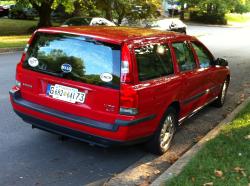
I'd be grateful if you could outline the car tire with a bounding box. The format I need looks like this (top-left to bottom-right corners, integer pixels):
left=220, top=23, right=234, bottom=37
left=145, top=107, right=177, bottom=155
left=213, top=79, right=229, bottom=107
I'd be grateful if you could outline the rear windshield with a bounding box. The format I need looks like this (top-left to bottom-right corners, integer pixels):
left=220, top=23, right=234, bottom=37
left=23, top=32, right=121, bottom=89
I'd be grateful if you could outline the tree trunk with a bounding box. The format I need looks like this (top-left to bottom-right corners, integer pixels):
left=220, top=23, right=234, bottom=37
left=34, top=1, right=53, bottom=28
left=105, top=8, right=112, bottom=20
left=117, top=16, right=123, bottom=25
left=180, top=3, right=185, bottom=20
left=207, top=3, right=213, bottom=14
left=73, top=1, right=82, bottom=16
left=103, top=0, right=113, bottom=20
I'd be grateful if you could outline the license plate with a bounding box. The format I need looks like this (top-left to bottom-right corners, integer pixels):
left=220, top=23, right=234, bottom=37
left=47, top=84, right=86, bottom=104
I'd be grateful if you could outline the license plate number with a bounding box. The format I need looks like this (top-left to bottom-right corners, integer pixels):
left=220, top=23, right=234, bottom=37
left=47, top=84, right=86, bottom=104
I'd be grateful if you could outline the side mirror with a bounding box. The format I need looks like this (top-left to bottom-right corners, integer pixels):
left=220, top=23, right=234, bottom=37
left=214, top=58, right=228, bottom=67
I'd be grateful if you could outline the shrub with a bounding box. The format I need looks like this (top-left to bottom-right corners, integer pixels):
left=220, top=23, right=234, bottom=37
left=190, top=11, right=227, bottom=25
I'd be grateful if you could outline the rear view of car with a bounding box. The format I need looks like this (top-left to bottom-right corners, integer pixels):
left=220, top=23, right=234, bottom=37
left=10, top=27, right=230, bottom=155
left=10, top=28, right=152, bottom=149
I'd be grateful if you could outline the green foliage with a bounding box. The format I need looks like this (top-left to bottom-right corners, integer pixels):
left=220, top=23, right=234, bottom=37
left=0, top=35, right=29, bottom=48
left=14, top=0, right=161, bottom=27
left=166, top=103, right=250, bottom=186
left=233, top=0, right=250, bottom=13
left=226, top=13, right=250, bottom=23
left=0, top=18, right=37, bottom=35
left=53, top=0, right=74, bottom=13
left=181, top=0, right=250, bottom=24
left=0, top=0, right=15, bottom=5
left=190, top=11, right=227, bottom=24
left=72, top=0, right=99, bottom=17
left=110, top=0, right=160, bottom=24
left=89, top=0, right=161, bottom=25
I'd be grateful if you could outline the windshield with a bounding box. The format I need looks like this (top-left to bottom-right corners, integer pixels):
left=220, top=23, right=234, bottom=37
left=23, top=32, right=121, bottom=89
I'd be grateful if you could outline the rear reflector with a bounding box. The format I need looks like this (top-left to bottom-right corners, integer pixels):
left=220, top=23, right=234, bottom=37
left=120, top=107, right=138, bottom=116
left=15, top=80, right=21, bottom=88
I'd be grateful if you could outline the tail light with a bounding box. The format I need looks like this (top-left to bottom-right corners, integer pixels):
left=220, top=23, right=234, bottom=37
left=15, top=32, right=35, bottom=88
left=15, top=47, right=27, bottom=89
left=121, top=44, right=133, bottom=83
left=120, top=44, right=138, bottom=115
left=15, top=62, right=23, bottom=89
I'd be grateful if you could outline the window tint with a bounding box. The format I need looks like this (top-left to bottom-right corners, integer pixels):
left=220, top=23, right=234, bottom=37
left=191, top=42, right=212, bottom=68
left=172, top=42, right=196, bottom=71
left=135, top=44, right=174, bottom=81
left=23, top=32, right=121, bottom=89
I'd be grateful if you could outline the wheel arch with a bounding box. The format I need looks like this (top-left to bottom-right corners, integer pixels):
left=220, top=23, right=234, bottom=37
left=226, top=74, right=230, bottom=83
left=168, top=101, right=180, bottom=118
left=160, top=101, right=181, bottom=126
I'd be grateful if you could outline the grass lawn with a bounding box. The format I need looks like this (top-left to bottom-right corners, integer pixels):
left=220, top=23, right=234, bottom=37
left=226, top=13, right=250, bottom=23
left=0, top=1, right=15, bottom=5
left=0, top=35, right=30, bottom=49
left=166, top=103, right=250, bottom=186
left=0, top=18, right=37, bottom=36
left=0, top=18, right=62, bottom=48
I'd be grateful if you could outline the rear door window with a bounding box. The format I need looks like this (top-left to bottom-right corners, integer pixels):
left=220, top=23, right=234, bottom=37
left=23, top=32, right=121, bottom=89
left=135, top=44, right=174, bottom=81
left=172, top=42, right=197, bottom=72
left=191, top=42, right=213, bottom=68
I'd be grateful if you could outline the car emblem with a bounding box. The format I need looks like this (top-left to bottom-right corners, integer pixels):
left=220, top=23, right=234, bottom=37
left=61, top=64, right=72, bottom=73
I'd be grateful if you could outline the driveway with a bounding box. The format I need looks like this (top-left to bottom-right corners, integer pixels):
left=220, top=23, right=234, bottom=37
left=0, top=25, right=250, bottom=186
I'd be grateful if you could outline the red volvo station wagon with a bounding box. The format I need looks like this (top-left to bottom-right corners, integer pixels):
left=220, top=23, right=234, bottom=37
left=10, top=27, right=230, bottom=154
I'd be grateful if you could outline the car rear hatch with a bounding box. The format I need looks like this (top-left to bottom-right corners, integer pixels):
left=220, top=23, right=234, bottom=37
left=19, top=31, right=121, bottom=123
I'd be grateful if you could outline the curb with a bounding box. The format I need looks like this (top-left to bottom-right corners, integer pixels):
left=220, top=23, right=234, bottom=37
left=0, top=47, right=24, bottom=54
left=185, top=21, right=250, bottom=28
left=86, top=178, right=109, bottom=186
left=151, top=96, right=250, bottom=186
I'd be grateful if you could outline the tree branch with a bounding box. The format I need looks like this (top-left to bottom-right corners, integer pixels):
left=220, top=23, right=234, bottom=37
left=29, top=0, right=40, bottom=11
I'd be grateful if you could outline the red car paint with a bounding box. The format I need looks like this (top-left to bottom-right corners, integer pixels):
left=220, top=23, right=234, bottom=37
left=10, top=26, right=230, bottom=145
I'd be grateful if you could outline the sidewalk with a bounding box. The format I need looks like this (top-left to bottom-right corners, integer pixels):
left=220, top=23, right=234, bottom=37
left=0, top=47, right=24, bottom=54
left=185, top=20, right=250, bottom=28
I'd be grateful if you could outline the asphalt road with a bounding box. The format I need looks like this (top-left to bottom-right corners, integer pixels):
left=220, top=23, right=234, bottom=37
left=0, top=53, right=146, bottom=185
left=107, top=25, right=250, bottom=185
left=0, top=25, right=250, bottom=186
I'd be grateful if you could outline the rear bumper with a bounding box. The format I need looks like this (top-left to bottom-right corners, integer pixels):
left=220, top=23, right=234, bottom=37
left=14, top=110, right=151, bottom=147
left=10, top=89, right=155, bottom=146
